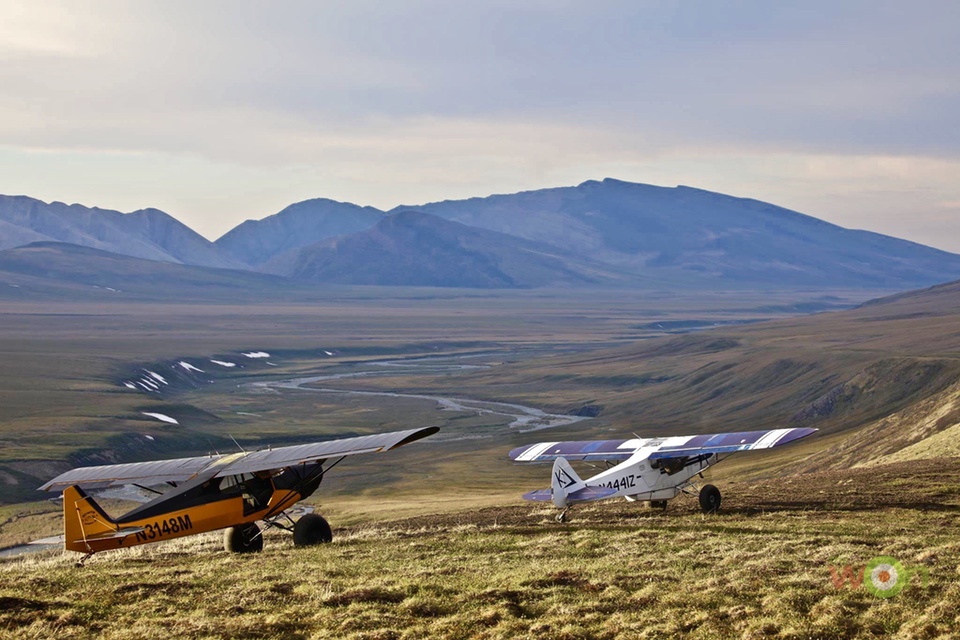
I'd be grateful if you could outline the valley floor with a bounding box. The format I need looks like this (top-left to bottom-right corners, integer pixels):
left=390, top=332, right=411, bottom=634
left=2, top=458, right=959, bottom=639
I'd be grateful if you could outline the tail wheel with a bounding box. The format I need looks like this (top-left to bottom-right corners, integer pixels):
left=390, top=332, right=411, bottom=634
left=699, top=484, right=722, bottom=514
left=293, top=514, right=333, bottom=547
left=224, top=522, right=264, bottom=553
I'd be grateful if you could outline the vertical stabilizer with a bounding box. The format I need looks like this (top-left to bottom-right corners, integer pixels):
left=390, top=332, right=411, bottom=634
left=62, top=485, right=118, bottom=553
left=551, top=457, right=586, bottom=508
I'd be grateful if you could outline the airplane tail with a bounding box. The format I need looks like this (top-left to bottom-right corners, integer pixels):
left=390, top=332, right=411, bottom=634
left=521, top=457, right=618, bottom=506
left=62, top=485, right=119, bottom=553
left=551, top=457, right=586, bottom=508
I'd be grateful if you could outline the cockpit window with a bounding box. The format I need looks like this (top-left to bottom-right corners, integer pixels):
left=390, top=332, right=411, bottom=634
left=219, top=473, right=273, bottom=514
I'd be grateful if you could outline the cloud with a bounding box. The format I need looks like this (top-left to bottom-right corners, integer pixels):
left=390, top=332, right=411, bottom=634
left=3, top=1, right=957, bottom=159
left=0, top=1, right=958, bottom=248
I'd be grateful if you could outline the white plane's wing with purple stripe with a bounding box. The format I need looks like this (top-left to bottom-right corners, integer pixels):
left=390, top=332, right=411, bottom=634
left=509, top=427, right=816, bottom=464
left=646, top=427, right=817, bottom=460
left=509, top=439, right=641, bottom=463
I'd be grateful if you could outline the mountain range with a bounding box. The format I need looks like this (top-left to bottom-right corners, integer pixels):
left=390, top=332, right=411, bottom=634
left=2, top=179, right=960, bottom=291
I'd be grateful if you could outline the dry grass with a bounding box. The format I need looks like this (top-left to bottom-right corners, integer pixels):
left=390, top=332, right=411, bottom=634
left=2, top=459, right=959, bottom=639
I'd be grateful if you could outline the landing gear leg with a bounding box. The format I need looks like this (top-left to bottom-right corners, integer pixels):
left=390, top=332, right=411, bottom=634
left=555, top=509, right=569, bottom=523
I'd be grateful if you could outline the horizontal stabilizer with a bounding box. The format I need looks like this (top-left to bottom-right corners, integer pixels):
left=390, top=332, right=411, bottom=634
left=567, top=486, right=618, bottom=502
left=522, top=488, right=554, bottom=502
left=72, top=526, right=145, bottom=543
left=521, top=485, right=617, bottom=503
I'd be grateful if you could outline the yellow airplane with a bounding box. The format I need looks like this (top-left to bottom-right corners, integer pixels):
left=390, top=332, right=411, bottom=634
left=39, top=427, right=438, bottom=558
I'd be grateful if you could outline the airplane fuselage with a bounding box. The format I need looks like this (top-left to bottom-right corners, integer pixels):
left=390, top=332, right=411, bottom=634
left=63, top=462, right=324, bottom=554
left=583, top=449, right=720, bottom=502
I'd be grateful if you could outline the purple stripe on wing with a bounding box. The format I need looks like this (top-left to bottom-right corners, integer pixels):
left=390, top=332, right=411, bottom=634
left=509, top=439, right=634, bottom=462
left=770, top=427, right=818, bottom=446
left=649, top=427, right=816, bottom=459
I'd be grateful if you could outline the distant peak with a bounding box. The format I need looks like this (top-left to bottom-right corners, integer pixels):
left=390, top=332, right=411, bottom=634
left=576, top=178, right=666, bottom=191
left=130, top=207, right=173, bottom=217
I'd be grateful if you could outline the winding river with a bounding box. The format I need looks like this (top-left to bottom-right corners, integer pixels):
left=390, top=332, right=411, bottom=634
left=246, top=355, right=590, bottom=434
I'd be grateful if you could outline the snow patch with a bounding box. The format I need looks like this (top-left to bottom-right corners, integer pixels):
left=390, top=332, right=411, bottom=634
left=242, top=351, right=271, bottom=358
left=141, top=412, right=179, bottom=425
left=324, top=350, right=334, bottom=356
left=145, top=370, right=168, bottom=384
left=144, top=434, right=155, bottom=441
left=178, top=361, right=205, bottom=373
left=123, top=382, right=137, bottom=390
left=211, top=360, right=236, bottom=367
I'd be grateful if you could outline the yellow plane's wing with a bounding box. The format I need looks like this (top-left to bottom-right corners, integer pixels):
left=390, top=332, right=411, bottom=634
left=211, top=426, right=439, bottom=476
left=39, top=426, right=440, bottom=492
left=38, top=455, right=222, bottom=492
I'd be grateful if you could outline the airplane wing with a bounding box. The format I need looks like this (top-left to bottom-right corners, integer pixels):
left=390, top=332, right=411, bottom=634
left=39, top=426, right=439, bottom=493
left=509, top=439, right=640, bottom=463
left=38, top=455, right=222, bottom=492
left=509, top=427, right=816, bottom=463
left=646, top=427, right=817, bottom=460
left=211, top=426, right=439, bottom=476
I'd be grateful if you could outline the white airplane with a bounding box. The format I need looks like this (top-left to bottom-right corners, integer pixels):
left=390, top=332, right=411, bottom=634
left=509, top=427, right=816, bottom=520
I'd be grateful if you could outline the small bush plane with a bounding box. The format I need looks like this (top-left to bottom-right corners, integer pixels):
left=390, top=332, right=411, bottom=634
left=38, top=426, right=438, bottom=558
left=509, top=427, right=816, bottom=520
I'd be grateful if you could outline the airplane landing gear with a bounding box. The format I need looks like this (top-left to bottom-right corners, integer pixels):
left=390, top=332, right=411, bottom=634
left=698, top=484, right=721, bottom=514
left=224, top=522, right=264, bottom=553
left=293, top=514, right=333, bottom=547
left=555, top=509, right=569, bottom=523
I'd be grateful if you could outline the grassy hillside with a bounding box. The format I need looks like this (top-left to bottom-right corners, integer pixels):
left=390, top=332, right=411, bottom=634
left=2, top=283, right=960, bottom=638
left=2, top=458, right=958, bottom=639
left=328, top=280, right=960, bottom=475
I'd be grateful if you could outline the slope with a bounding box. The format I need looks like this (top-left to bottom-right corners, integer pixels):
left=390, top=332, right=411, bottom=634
left=215, top=198, right=384, bottom=267
left=269, top=210, right=627, bottom=288
left=0, top=195, right=242, bottom=269
left=0, top=242, right=303, bottom=302
left=394, top=178, right=960, bottom=289
left=332, top=277, right=960, bottom=473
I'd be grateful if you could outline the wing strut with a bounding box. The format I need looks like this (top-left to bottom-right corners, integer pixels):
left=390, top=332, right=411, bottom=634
left=133, top=483, right=164, bottom=496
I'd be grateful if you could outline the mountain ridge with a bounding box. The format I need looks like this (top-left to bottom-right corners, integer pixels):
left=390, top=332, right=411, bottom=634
left=215, top=198, right=384, bottom=267
left=0, top=195, right=243, bottom=269
left=4, top=179, right=960, bottom=291
left=269, top=210, right=625, bottom=288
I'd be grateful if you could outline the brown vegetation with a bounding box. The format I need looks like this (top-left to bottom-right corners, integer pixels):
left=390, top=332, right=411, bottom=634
left=2, top=458, right=959, bottom=639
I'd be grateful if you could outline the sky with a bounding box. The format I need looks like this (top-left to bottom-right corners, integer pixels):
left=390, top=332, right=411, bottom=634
left=1, top=1, right=959, bottom=250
